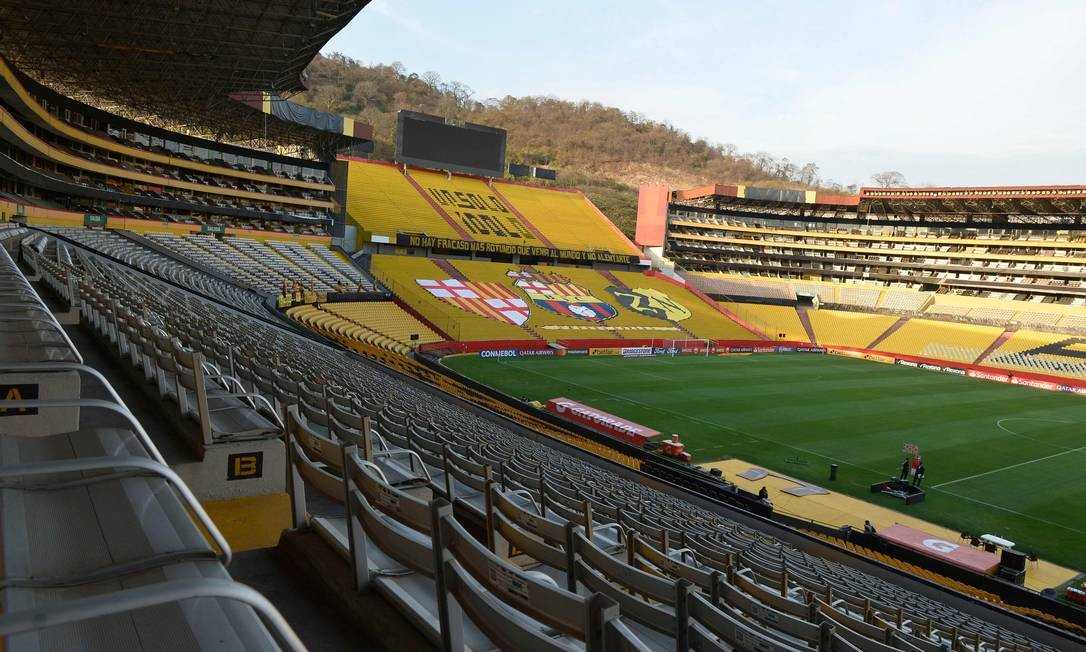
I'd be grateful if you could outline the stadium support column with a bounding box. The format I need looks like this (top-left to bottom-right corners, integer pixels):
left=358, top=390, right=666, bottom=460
left=329, top=158, right=349, bottom=245
left=635, top=185, right=669, bottom=251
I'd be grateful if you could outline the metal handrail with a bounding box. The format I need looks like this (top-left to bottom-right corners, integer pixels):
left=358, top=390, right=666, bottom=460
left=349, top=452, right=391, bottom=486
left=372, top=448, right=433, bottom=485
left=0, top=455, right=232, bottom=566
left=0, top=366, right=167, bottom=466
left=0, top=247, right=82, bottom=363
left=0, top=578, right=304, bottom=652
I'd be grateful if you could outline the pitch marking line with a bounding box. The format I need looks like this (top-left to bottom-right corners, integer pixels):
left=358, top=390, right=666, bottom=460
left=933, top=487, right=1086, bottom=536
left=931, top=444, right=1086, bottom=490
left=501, top=360, right=1086, bottom=536
left=994, top=417, right=1074, bottom=451
left=931, top=417, right=1077, bottom=489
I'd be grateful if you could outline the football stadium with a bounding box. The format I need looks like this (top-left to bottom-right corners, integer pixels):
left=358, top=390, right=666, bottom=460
left=0, top=2, right=1083, bottom=651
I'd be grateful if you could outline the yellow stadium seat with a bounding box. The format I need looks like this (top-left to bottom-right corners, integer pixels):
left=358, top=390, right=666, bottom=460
left=876, top=319, right=1003, bottom=362
left=492, top=180, right=640, bottom=255
left=807, top=310, right=899, bottom=349
left=984, top=329, right=1086, bottom=379
left=343, top=159, right=640, bottom=256
left=287, top=300, right=442, bottom=355
left=369, top=254, right=757, bottom=342
left=344, top=161, right=460, bottom=241
left=719, top=302, right=809, bottom=341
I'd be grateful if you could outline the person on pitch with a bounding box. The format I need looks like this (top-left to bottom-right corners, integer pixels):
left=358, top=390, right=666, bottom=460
left=913, top=462, right=926, bottom=487
left=900, top=457, right=911, bottom=481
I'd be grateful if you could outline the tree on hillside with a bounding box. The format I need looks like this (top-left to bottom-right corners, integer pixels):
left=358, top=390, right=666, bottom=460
left=299, top=53, right=834, bottom=235
left=871, top=171, right=907, bottom=187
left=798, top=162, right=820, bottom=186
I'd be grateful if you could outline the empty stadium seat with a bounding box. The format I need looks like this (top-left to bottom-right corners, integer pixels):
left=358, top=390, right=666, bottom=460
left=28, top=228, right=1068, bottom=652
left=719, top=302, right=809, bottom=342
left=344, top=159, right=642, bottom=257
left=667, top=215, right=1086, bottom=303
left=369, top=254, right=757, bottom=342
left=876, top=319, right=1003, bottom=363
left=0, top=244, right=302, bottom=650
left=807, top=310, right=899, bottom=349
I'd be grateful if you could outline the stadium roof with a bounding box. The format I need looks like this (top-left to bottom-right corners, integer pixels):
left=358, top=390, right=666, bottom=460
left=669, top=183, right=1086, bottom=222
left=859, top=185, right=1086, bottom=199
left=0, top=0, right=372, bottom=154
left=858, top=185, right=1086, bottom=218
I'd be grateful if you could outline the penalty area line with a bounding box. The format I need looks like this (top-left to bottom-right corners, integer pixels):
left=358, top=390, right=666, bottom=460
left=931, top=444, right=1086, bottom=489
left=931, top=487, right=1086, bottom=536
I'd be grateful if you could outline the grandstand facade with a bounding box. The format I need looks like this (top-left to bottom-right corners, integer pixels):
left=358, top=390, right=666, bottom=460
left=643, top=183, right=1086, bottom=302
left=629, top=182, right=1086, bottom=383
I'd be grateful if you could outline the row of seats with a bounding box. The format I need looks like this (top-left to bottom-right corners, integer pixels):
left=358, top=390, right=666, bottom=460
left=144, top=233, right=374, bottom=295
left=685, top=272, right=798, bottom=301
left=287, top=302, right=442, bottom=356
left=0, top=101, right=331, bottom=226
left=684, top=270, right=1086, bottom=335
left=878, top=289, right=931, bottom=313
left=667, top=219, right=1086, bottom=301
left=0, top=58, right=333, bottom=223
left=77, top=277, right=284, bottom=449
left=837, top=286, right=881, bottom=310
left=877, top=320, right=1004, bottom=364
left=2, top=56, right=330, bottom=191
left=925, top=301, right=1086, bottom=333
left=39, top=228, right=268, bottom=312
left=718, top=302, right=809, bottom=342
left=285, top=381, right=1055, bottom=652
left=0, top=243, right=301, bottom=650
left=61, top=200, right=331, bottom=235
left=671, top=214, right=1086, bottom=258
left=807, top=311, right=899, bottom=349
left=707, top=298, right=1086, bottom=381
left=670, top=212, right=1086, bottom=246
left=370, top=254, right=757, bottom=342
left=344, top=159, right=641, bottom=256
left=984, top=331, right=1086, bottom=379
left=291, top=411, right=860, bottom=650
left=687, top=271, right=914, bottom=314
left=39, top=229, right=1064, bottom=651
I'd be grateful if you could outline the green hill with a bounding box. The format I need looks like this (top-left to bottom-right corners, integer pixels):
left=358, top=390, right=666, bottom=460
left=300, top=53, right=829, bottom=235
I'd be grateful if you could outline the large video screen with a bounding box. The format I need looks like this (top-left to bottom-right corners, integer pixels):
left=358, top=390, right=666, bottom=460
left=395, top=110, right=507, bottom=178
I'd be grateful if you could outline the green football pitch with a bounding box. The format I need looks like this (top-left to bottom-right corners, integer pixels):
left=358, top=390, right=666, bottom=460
left=444, top=352, right=1086, bottom=570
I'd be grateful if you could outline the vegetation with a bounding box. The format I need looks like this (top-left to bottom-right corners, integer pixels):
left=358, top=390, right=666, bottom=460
left=445, top=353, right=1086, bottom=569
left=299, top=54, right=837, bottom=235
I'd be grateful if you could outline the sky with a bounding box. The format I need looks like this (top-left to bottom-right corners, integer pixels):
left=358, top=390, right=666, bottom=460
left=323, top=1, right=1086, bottom=188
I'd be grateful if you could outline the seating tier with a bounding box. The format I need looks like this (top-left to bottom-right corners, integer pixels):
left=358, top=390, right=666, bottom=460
left=370, top=254, right=756, bottom=342
left=344, top=159, right=641, bottom=256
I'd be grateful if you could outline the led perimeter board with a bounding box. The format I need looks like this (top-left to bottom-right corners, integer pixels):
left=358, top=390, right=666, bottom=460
left=395, top=110, right=507, bottom=178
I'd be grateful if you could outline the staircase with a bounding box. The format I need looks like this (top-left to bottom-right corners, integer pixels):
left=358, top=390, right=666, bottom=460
left=866, top=316, right=910, bottom=350
left=796, top=307, right=817, bottom=345
left=973, top=328, right=1016, bottom=365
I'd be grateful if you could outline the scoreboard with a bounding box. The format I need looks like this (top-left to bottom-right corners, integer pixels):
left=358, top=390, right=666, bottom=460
left=395, top=110, right=506, bottom=178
